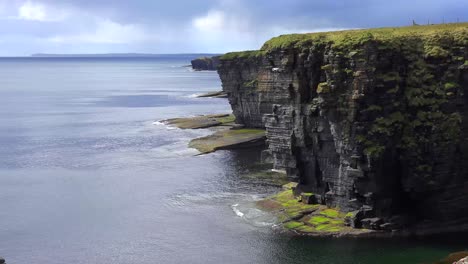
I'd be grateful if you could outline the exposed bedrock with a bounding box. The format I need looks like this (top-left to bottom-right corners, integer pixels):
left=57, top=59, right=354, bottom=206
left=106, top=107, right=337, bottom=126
left=217, top=23, right=468, bottom=233
left=191, top=56, right=220, bottom=71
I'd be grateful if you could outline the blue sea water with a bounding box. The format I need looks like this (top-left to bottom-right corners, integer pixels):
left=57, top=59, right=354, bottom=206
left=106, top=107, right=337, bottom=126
left=0, top=56, right=465, bottom=264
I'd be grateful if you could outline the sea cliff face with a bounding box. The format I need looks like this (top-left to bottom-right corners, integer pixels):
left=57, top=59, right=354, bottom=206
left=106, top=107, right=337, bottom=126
left=218, top=23, right=468, bottom=233
left=191, top=56, right=220, bottom=71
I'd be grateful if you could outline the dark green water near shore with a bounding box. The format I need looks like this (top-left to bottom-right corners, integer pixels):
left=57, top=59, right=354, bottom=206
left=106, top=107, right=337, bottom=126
left=0, top=56, right=466, bottom=264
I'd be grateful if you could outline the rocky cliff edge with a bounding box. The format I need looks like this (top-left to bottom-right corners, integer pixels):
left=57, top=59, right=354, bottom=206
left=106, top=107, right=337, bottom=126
left=218, top=23, right=468, bottom=234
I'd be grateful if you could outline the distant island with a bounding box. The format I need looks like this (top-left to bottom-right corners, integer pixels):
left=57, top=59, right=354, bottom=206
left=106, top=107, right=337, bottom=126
left=30, top=53, right=221, bottom=58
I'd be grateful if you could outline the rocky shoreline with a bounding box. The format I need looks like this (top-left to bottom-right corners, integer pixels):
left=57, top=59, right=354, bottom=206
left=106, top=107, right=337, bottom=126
left=160, top=114, right=380, bottom=237
left=164, top=24, right=468, bottom=240
left=161, top=112, right=378, bottom=237
left=161, top=114, right=266, bottom=154
left=196, top=90, right=228, bottom=98
left=258, top=182, right=376, bottom=237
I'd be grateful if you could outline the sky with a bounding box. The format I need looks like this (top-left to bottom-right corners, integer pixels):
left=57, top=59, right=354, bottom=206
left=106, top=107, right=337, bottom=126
left=0, top=0, right=466, bottom=56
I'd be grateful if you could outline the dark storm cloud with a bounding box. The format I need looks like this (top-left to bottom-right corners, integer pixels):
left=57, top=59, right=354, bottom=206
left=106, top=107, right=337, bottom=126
left=0, top=0, right=466, bottom=55
left=38, top=0, right=467, bottom=27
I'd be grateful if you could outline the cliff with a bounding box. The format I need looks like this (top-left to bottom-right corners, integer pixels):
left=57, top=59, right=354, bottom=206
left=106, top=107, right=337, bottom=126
left=191, top=56, right=220, bottom=71
left=218, top=23, right=468, bottom=234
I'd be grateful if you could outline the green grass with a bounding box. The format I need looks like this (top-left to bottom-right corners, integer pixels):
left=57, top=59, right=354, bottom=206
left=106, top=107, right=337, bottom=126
left=315, top=224, right=343, bottom=232
left=320, top=208, right=340, bottom=218
left=444, top=82, right=459, bottom=90
left=220, top=50, right=266, bottom=60
left=308, top=215, right=331, bottom=225
left=345, top=212, right=357, bottom=218
left=316, top=82, right=330, bottom=93
left=284, top=221, right=305, bottom=229
left=221, top=23, right=467, bottom=60
left=227, top=129, right=265, bottom=135
left=261, top=23, right=467, bottom=51
left=257, top=189, right=369, bottom=235
left=295, top=225, right=315, bottom=233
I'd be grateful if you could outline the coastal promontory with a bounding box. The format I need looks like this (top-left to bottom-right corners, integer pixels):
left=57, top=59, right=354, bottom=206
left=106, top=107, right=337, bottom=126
left=191, top=56, right=220, bottom=71
left=217, top=23, right=468, bottom=236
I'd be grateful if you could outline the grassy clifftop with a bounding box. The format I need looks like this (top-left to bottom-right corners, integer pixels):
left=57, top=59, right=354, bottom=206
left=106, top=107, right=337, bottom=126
left=221, top=23, right=467, bottom=60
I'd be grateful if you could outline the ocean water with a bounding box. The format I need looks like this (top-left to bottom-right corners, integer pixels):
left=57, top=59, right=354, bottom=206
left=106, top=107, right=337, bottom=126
left=0, top=56, right=465, bottom=264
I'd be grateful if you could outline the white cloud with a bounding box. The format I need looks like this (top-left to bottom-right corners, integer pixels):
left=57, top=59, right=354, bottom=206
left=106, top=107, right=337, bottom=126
left=19, top=1, right=46, bottom=21
left=16, top=1, right=68, bottom=21
left=188, top=9, right=263, bottom=52
left=188, top=8, right=350, bottom=53
left=193, top=10, right=225, bottom=32
left=192, top=9, right=251, bottom=33
left=47, top=19, right=157, bottom=44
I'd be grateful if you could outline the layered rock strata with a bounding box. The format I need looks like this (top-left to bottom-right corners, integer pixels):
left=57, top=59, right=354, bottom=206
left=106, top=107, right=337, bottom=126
left=218, top=23, right=468, bottom=233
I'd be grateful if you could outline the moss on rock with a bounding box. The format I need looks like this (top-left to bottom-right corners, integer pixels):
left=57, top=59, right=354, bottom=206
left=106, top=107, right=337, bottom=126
left=257, top=185, right=372, bottom=236
left=317, top=82, right=331, bottom=94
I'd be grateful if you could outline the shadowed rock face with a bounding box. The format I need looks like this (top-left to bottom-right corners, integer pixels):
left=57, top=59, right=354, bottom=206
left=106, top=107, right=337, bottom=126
left=217, top=24, right=468, bottom=233
left=191, top=56, right=221, bottom=71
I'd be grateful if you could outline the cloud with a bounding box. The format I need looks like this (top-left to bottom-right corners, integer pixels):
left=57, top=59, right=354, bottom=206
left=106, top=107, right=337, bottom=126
left=0, top=0, right=466, bottom=55
left=188, top=7, right=346, bottom=52
left=191, top=9, right=251, bottom=35
left=188, top=9, right=258, bottom=51
left=18, top=1, right=46, bottom=21
left=17, top=1, right=67, bottom=21
left=47, top=19, right=156, bottom=44
left=193, top=10, right=225, bottom=32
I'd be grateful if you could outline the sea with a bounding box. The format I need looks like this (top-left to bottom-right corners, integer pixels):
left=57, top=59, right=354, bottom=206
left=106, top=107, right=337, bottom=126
left=0, top=55, right=465, bottom=264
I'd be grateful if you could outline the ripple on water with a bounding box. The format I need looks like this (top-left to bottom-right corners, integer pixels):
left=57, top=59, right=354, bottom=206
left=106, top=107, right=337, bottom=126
left=231, top=202, right=278, bottom=228
left=166, top=190, right=278, bottom=228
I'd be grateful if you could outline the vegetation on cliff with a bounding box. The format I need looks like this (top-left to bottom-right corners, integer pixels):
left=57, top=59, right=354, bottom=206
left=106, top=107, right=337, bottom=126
left=221, top=23, right=467, bottom=60
left=257, top=183, right=374, bottom=237
left=262, top=23, right=467, bottom=51
left=218, top=22, right=468, bottom=234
